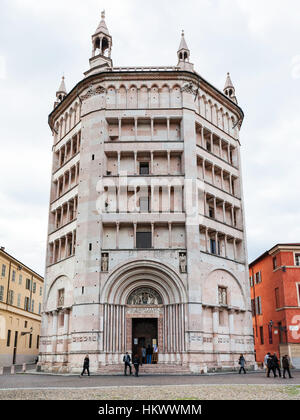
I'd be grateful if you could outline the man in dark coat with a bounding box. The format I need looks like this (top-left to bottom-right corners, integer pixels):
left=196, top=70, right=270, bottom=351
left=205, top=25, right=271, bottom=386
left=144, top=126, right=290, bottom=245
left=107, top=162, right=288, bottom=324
left=267, top=354, right=277, bottom=377
left=282, top=355, right=293, bottom=379
left=133, top=354, right=140, bottom=377
left=273, top=353, right=281, bottom=377
left=238, top=354, right=246, bottom=374
left=123, top=352, right=132, bottom=376
left=80, top=355, right=90, bottom=377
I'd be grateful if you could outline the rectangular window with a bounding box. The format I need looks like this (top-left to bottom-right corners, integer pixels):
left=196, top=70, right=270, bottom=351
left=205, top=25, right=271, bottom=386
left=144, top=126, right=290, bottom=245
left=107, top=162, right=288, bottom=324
left=8, top=290, right=14, bottom=305
left=29, top=333, right=32, bottom=349
left=255, top=271, right=262, bottom=284
left=259, top=326, right=264, bottom=345
left=0, top=285, right=4, bottom=302
left=273, top=257, right=277, bottom=270
left=26, top=278, right=31, bottom=290
left=136, top=232, right=152, bottom=249
left=17, top=294, right=21, bottom=308
left=139, top=162, right=150, bottom=175
left=24, top=297, right=30, bottom=311
left=7, top=330, right=11, bottom=347
left=275, top=288, right=280, bottom=309
left=210, top=239, right=216, bottom=255
left=1, top=264, right=6, bottom=277
left=249, top=276, right=253, bottom=287
left=40, top=286, right=43, bottom=297
left=268, top=324, right=273, bottom=344
left=32, top=282, right=36, bottom=294
left=255, top=296, right=262, bottom=315
left=12, top=270, right=16, bottom=282
left=209, top=207, right=215, bottom=219
left=295, top=254, right=300, bottom=266
left=31, top=300, right=35, bottom=313
left=19, top=274, right=22, bottom=285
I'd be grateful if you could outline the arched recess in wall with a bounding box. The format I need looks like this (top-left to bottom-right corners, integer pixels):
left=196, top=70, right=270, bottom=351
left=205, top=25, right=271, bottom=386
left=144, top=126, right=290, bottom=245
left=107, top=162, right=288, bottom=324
left=150, top=85, right=159, bottom=108
left=45, top=275, right=74, bottom=312
left=160, top=84, right=170, bottom=108
left=106, top=85, right=116, bottom=109
left=138, top=85, right=148, bottom=108
left=170, top=84, right=182, bottom=108
left=128, top=85, right=138, bottom=108
left=118, top=85, right=127, bottom=109
left=202, top=269, right=246, bottom=310
left=101, top=259, right=187, bottom=305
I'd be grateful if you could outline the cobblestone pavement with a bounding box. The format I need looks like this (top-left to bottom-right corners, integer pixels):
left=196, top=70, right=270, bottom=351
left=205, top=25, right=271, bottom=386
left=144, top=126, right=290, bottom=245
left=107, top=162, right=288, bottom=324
left=0, top=370, right=299, bottom=400
left=0, top=384, right=300, bottom=400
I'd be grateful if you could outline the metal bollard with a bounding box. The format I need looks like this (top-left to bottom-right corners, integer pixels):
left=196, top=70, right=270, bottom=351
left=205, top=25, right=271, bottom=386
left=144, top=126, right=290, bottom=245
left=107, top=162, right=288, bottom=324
left=22, top=363, right=26, bottom=373
left=11, top=365, right=15, bottom=375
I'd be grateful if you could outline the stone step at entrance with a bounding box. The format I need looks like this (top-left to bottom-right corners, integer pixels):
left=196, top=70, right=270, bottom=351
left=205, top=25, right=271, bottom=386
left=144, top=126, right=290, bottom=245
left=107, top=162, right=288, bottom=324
left=97, top=363, right=191, bottom=375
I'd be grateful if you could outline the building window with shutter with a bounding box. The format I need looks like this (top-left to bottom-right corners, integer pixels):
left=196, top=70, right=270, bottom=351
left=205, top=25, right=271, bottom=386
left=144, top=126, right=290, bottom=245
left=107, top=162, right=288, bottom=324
left=255, top=296, right=262, bottom=315
left=259, top=326, right=264, bottom=345
left=0, top=286, right=4, bottom=302
left=1, top=264, right=6, bottom=277
left=295, top=254, right=300, bottom=266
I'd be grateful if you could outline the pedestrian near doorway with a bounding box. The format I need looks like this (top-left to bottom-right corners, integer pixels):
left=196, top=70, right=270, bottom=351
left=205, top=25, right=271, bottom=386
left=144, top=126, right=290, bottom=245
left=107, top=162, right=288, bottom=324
left=146, top=345, right=153, bottom=364
left=80, top=355, right=90, bottom=377
left=123, top=352, right=132, bottom=376
left=133, top=354, right=140, bottom=377
left=238, top=354, right=246, bottom=374
left=141, top=346, right=146, bottom=366
left=282, top=355, right=293, bottom=379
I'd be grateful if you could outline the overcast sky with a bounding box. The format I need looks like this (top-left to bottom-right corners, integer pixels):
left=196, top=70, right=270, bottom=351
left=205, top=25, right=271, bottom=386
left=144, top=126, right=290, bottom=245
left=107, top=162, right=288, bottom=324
left=0, top=0, right=300, bottom=276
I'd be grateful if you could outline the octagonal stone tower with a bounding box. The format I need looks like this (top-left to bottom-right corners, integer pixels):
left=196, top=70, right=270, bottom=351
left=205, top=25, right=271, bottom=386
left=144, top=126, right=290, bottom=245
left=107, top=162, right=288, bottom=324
left=39, top=11, right=255, bottom=374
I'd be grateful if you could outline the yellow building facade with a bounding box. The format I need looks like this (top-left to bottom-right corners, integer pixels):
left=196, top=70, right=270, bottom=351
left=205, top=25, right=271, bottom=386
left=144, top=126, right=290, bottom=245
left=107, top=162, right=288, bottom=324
left=0, top=247, right=44, bottom=366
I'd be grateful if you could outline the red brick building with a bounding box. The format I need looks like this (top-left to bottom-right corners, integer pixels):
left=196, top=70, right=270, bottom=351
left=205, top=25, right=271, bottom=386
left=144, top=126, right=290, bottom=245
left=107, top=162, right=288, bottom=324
left=249, top=244, right=300, bottom=368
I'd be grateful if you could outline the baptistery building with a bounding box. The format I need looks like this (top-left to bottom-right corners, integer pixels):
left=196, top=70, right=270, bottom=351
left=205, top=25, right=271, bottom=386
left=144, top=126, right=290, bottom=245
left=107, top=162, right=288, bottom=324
left=39, top=11, right=255, bottom=373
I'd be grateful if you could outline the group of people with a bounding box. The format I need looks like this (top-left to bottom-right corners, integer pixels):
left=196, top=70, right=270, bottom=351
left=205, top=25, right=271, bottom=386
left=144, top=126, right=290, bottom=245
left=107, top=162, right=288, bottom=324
left=264, top=352, right=293, bottom=379
left=79, top=352, right=294, bottom=379
left=236, top=353, right=293, bottom=378
left=124, top=345, right=158, bottom=377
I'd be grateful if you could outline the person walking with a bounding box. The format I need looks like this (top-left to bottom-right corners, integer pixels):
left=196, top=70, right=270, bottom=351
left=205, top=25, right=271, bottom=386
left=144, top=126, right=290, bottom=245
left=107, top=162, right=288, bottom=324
left=282, top=355, right=293, bottom=379
left=80, top=355, right=90, bottom=377
left=133, top=354, right=140, bottom=377
left=267, top=354, right=277, bottom=377
left=146, top=344, right=153, bottom=364
left=238, top=354, right=246, bottom=374
left=141, top=346, right=146, bottom=366
left=273, top=353, right=281, bottom=377
left=123, top=352, right=132, bottom=376
left=264, top=352, right=271, bottom=376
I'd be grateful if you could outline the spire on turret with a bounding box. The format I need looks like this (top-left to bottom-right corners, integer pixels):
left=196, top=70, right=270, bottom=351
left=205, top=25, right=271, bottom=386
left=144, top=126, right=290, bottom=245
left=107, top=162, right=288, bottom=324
left=224, top=72, right=238, bottom=104
left=178, top=30, right=190, bottom=62
left=85, top=11, right=113, bottom=77
left=54, top=75, right=67, bottom=108
left=177, top=30, right=194, bottom=71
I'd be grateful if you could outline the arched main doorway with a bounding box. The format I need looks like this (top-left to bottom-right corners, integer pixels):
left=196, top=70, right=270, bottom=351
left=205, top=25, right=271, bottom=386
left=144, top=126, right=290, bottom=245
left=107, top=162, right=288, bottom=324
left=100, top=260, right=187, bottom=365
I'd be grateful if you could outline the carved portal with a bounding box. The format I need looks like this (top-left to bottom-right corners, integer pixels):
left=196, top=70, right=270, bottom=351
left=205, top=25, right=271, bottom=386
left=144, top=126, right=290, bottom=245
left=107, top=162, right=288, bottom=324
left=127, top=288, right=163, bottom=306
